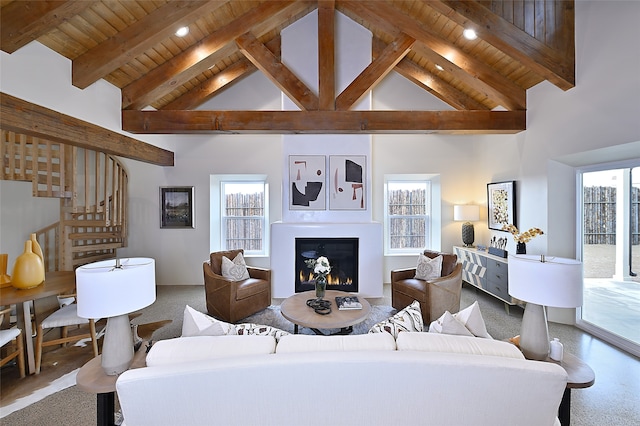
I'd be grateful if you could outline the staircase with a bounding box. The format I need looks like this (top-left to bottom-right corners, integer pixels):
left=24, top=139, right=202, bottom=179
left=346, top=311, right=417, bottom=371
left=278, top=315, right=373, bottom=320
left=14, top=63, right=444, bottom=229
left=1, top=130, right=128, bottom=271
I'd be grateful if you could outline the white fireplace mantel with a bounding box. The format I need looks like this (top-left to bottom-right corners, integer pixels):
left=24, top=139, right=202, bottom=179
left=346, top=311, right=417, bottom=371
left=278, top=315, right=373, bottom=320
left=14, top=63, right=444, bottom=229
left=271, top=222, right=383, bottom=298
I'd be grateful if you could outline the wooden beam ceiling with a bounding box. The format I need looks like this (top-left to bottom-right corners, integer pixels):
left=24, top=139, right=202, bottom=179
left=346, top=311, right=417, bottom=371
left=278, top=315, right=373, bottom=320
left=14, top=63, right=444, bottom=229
left=0, top=93, right=174, bottom=166
left=122, top=109, right=525, bottom=134
left=0, top=1, right=93, bottom=54
left=0, top=1, right=576, bottom=138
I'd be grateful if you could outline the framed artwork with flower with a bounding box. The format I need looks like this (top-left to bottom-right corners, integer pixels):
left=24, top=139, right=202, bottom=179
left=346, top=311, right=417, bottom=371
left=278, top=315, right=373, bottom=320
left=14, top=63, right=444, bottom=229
left=487, top=181, right=516, bottom=231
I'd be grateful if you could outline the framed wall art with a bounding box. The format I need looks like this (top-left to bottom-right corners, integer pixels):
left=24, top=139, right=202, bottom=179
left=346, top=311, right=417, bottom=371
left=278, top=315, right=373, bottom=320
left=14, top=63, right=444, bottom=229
left=487, top=181, right=516, bottom=231
left=160, top=186, right=195, bottom=228
left=329, top=155, right=366, bottom=210
left=289, top=155, right=326, bottom=210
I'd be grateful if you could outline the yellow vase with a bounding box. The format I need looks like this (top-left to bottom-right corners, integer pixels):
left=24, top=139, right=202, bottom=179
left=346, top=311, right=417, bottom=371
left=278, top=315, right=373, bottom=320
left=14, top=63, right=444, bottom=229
left=30, top=233, right=45, bottom=281
left=0, top=253, right=11, bottom=288
left=11, top=241, right=45, bottom=289
left=30, top=233, right=44, bottom=261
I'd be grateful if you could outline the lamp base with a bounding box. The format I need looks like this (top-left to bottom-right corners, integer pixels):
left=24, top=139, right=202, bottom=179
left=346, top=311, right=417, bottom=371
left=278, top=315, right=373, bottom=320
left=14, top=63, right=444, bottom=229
left=519, top=303, right=550, bottom=360
left=101, top=314, right=134, bottom=375
left=461, top=222, right=475, bottom=247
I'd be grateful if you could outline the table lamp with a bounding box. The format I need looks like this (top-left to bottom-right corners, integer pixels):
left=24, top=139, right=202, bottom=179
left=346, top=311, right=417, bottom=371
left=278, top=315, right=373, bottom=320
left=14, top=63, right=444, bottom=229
left=76, top=257, right=156, bottom=375
left=453, top=205, right=480, bottom=247
left=508, top=254, right=583, bottom=360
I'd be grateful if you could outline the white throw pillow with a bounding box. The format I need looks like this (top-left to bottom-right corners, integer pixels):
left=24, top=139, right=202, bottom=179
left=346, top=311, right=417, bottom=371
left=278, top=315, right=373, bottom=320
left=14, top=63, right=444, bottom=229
left=368, top=300, right=424, bottom=338
left=454, top=301, right=492, bottom=338
left=414, top=254, right=443, bottom=281
left=221, top=252, right=250, bottom=281
left=181, top=305, right=237, bottom=337
left=429, top=311, right=474, bottom=336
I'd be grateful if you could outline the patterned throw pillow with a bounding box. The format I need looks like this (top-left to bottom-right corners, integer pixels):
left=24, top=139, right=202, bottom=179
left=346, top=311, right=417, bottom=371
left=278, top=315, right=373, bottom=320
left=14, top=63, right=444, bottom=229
left=368, top=300, right=424, bottom=338
left=235, top=323, right=290, bottom=341
left=414, top=254, right=443, bottom=281
left=221, top=252, right=251, bottom=281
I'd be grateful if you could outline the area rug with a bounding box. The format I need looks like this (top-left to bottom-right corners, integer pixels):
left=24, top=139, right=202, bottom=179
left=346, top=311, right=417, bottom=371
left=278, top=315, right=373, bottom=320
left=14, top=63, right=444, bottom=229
left=240, top=304, right=397, bottom=335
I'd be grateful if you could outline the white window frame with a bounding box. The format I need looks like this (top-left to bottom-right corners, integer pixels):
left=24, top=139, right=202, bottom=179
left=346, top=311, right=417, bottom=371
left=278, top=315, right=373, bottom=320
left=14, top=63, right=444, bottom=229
left=384, top=174, right=441, bottom=255
left=210, top=174, right=269, bottom=256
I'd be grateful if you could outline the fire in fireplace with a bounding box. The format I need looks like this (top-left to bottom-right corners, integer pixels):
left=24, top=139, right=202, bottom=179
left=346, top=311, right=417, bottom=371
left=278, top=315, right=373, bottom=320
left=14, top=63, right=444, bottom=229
left=295, top=237, right=358, bottom=293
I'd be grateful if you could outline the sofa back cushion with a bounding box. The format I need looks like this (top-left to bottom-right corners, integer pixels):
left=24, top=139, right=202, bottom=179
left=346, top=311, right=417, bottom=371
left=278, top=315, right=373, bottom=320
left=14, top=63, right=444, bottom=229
left=423, top=249, right=457, bottom=276
left=396, top=332, right=524, bottom=359
left=276, top=332, right=396, bottom=353
left=209, top=249, right=244, bottom=275
left=146, top=335, right=276, bottom=367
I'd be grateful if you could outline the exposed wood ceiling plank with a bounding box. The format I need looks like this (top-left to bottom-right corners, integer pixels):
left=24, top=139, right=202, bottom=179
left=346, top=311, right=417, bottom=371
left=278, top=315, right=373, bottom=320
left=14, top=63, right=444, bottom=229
left=372, top=38, right=487, bottom=111
left=1, top=93, right=174, bottom=166
left=122, top=1, right=313, bottom=110
left=72, top=1, right=226, bottom=89
left=340, top=0, right=526, bottom=110
left=122, top=109, right=525, bottom=134
left=336, top=32, right=415, bottom=111
left=162, top=37, right=281, bottom=111
left=0, top=0, right=93, bottom=54
left=430, top=0, right=574, bottom=90
left=236, top=32, right=318, bottom=111
left=318, top=0, right=336, bottom=110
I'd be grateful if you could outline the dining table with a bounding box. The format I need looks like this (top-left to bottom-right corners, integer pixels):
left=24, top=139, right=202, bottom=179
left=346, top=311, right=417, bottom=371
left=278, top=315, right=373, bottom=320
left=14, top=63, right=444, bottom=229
left=0, top=271, right=76, bottom=374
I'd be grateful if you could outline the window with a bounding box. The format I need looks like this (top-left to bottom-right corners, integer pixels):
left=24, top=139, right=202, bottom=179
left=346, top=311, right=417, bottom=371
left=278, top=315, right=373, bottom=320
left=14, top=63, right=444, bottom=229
left=211, top=175, right=268, bottom=255
left=384, top=175, right=440, bottom=254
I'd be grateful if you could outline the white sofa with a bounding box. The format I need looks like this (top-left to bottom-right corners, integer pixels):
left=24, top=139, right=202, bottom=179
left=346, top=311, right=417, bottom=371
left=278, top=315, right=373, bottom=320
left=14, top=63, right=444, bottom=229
left=116, top=332, right=567, bottom=426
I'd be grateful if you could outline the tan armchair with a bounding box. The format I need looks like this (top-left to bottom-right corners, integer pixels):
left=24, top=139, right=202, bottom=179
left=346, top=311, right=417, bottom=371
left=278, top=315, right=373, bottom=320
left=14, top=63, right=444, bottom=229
left=391, top=249, right=463, bottom=324
left=203, top=249, right=271, bottom=323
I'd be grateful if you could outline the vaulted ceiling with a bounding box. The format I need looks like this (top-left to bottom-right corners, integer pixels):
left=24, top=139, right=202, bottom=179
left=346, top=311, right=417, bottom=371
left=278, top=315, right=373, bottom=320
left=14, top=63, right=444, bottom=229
left=1, top=0, right=575, bottom=136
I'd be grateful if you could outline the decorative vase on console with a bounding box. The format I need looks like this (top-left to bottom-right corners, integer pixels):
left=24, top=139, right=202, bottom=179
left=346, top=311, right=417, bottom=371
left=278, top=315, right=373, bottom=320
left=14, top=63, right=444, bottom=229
left=516, top=242, right=527, bottom=254
left=11, top=240, right=45, bottom=289
left=315, top=276, right=327, bottom=300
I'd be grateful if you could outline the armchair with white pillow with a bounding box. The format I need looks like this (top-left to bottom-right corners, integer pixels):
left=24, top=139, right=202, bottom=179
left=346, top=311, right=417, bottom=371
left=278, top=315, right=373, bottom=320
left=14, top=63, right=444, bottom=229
left=391, top=249, right=463, bottom=324
left=203, top=249, right=271, bottom=323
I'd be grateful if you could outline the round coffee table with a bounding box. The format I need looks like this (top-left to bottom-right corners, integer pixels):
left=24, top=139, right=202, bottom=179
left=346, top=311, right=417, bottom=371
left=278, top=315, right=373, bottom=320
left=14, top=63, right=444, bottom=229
left=280, top=290, right=371, bottom=335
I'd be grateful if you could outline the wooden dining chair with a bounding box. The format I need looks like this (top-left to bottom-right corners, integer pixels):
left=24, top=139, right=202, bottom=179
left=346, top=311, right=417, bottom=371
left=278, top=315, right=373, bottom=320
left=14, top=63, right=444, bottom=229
left=0, top=307, right=25, bottom=378
left=34, top=294, right=99, bottom=374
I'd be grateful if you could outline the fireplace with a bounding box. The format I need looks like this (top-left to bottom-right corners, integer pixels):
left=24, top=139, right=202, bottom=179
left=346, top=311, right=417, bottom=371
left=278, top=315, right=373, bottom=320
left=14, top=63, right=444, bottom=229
left=295, top=238, right=358, bottom=293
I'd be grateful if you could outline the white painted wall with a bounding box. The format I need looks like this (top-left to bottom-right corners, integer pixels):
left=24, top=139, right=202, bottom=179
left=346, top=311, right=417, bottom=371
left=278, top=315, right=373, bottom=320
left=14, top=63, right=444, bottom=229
left=1, top=1, right=638, bottom=296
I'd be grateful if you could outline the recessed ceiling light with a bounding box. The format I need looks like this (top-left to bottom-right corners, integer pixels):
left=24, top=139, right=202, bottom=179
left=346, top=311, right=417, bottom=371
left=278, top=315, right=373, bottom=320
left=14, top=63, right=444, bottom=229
left=435, top=64, right=444, bottom=71
left=463, top=29, right=477, bottom=40
left=175, top=26, right=189, bottom=37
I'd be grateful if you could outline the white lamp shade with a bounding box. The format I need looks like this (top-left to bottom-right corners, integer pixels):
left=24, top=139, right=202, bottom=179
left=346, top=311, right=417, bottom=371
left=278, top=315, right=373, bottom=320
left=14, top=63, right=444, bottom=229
left=508, top=255, right=583, bottom=308
left=76, top=258, right=156, bottom=319
left=453, top=205, right=480, bottom=222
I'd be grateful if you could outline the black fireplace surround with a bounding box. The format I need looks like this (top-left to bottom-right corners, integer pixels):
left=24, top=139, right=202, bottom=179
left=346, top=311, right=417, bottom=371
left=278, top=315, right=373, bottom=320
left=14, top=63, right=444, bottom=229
left=295, top=237, right=358, bottom=293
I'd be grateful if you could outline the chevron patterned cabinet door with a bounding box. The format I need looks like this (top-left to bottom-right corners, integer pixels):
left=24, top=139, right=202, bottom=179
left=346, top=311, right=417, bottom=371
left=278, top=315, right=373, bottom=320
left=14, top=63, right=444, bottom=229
left=454, top=246, right=517, bottom=312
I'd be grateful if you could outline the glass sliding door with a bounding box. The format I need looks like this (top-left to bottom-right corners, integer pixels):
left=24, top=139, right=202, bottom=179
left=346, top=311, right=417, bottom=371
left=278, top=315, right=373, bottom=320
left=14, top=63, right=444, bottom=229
left=577, top=164, right=640, bottom=357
